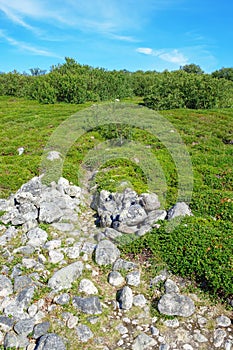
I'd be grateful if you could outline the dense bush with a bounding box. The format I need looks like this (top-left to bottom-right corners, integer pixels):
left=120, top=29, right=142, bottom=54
left=121, top=216, right=233, bottom=300
left=143, top=71, right=233, bottom=110
left=0, top=58, right=233, bottom=109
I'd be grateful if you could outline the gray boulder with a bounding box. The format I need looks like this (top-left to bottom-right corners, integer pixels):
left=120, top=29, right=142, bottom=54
left=95, top=240, right=120, bottom=266
left=132, top=332, right=157, bottom=350
left=118, top=286, right=133, bottom=310
left=72, top=296, right=102, bottom=315
left=48, top=261, right=83, bottom=291
left=35, top=333, right=66, bottom=350
left=39, top=202, right=63, bottom=224
left=158, top=293, right=195, bottom=317
left=76, top=324, right=93, bottom=342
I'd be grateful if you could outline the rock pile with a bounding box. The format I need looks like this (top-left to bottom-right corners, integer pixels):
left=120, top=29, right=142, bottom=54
left=91, top=188, right=192, bottom=236
left=0, top=177, right=232, bottom=350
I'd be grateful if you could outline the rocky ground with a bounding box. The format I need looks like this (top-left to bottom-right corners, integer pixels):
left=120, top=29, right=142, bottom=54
left=0, top=176, right=232, bottom=350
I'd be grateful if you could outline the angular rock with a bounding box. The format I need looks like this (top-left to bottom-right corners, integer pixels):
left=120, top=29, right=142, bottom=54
left=53, top=293, right=70, bottom=305
left=216, top=315, right=231, bottom=327
left=0, top=316, right=14, bottom=332
left=76, top=324, right=93, bottom=342
left=48, top=261, right=83, bottom=291
left=213, top=329, right=226, bottom=347
left=158, top=293, right=195, bottom=317
left=34, top=333, right=66, bottom=350
left=33, top=322, right=51, bottom=339
left=95, top=240, right=120, bottom=266
left=27, top=227, right=48, bottom=247
left=167, top=202, right=192, bottom=220
left=126, top=270, right=141, bottom=287
left=0, top=275, right=13, bottom=297
left=113, top=258, right=138, bottom=271
left=108, top=271, right=125, bottom=287
left=133, top=294, right=147, bottom=307
left=14, top=318, right=35, bottom=335
left=72, top=296, right=102, bottom=315
left=164, top=279, right=180, bottom=294
left=139, top=193, right=160, bottom=212
left=118, top=286, right=133, bottom=310
left=39, top=202, right=63, bottom=224
left=132, top=332, right=157, bottom=350
left=78, top=279, right=98, bottom=295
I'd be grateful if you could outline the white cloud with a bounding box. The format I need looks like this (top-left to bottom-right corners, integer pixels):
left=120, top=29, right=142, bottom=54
left=136, top=47, right=188, bottom=65
left=0, top=30, right=61, bottom=58
left=136, top=47, right=153, bottom=55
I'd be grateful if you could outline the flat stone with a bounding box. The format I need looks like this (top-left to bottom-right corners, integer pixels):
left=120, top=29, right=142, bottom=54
left=72, top=296, right=102, bottom=315
left=48, top=250, right=64, bottom=264
left=139, top=193, right=160, bottom=212
left=113, top=258, right=138, bottom=271
left=158, top=293, right=195, bottom=317
left=14, top=275, right=34, bottom=293
left=164, top=279, right=180, bottom=294
left=48, top=261, right=83, bottom=291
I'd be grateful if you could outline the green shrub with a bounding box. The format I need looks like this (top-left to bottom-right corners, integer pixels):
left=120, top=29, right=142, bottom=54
left=121, top=216, right=233, bottom=300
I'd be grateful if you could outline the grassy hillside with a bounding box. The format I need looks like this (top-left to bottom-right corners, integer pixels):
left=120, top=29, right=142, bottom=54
left=0, top=96, right=232, bottom=301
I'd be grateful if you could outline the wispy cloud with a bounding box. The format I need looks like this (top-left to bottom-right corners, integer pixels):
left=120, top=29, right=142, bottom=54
left=136, top=47, right=188, bottom=65
left=0, top=30, right=61, bottom=58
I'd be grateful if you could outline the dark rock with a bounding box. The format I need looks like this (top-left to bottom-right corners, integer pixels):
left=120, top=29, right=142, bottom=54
left=72, top=296, right=102, bottom=315
left=35, top=333, right=66, bottom=350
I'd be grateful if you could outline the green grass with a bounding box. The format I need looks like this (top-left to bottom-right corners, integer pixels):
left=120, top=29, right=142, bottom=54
left=0, top=96, right=232, bottom=301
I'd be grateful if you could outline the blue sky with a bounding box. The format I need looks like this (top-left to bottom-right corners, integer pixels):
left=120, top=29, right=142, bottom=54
left=0, top=0, right=232, bottom=74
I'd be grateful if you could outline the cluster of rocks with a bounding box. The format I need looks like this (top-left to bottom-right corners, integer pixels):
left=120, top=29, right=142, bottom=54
left=91, top=188, right=192, bottom=236
left=0, top=177, right=232, bottom=350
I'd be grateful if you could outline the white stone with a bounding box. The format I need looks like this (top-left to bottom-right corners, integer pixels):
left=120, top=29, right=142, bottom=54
left=78, top=279, right=98, bottom=295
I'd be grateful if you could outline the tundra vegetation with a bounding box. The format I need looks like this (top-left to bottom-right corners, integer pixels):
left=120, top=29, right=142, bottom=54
left=0, top=59, right=232, bottom=303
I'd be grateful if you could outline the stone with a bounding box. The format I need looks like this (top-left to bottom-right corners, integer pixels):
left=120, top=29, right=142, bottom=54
left=95, top=240, right=120, bottom=266
left=163, top=318, right=179, bottom=328
left=67, top=315, right=78, bottom=329
left=118, top=286, right=133, bottom=310
left=0, top=316, right=14, bottom=332
left=213, top=329, right=226, bottom=347
left=39, top=202, right=63, bottom=224
left=14, top=275, right=34, bottom=293
left=108, top=271, right=125, bottom=287
left=0, top=275, right=13, bottom=297
left=14, top=318, right=35, bottom=335
left=158, top=293, right=195, bottom=317
left=76, top=324, right=93, bottom=342
left=48, top=261, right=83, bottom=291
left=216, top=315, right=231, bottom=327
left=126, top=270, right=141, bottom=287
left=116, top=323, right=128, bottom=335
left=27, top=227, right=48, bottom=247
left=33, top=322, right=50, bottom=339
left=72, top=296, right=102, bottom=314
left=164, top=279, right=180, bottom=294
left=34, top=333, right=66, bottom=350
left=133, top=294, right=147, bottom=307
left=53, top=293, right=70, bottom=305
left=113, top=258, right=138, bottom=271
left=150, top=270, right=169, bottom=286
left=78, top=279, right=98, bottom=295
left=167, top=202, right=192, bottom=220
left=139, top=193, right=160, bottom=212
left=193, top=330, right=208, bottom=342
left=104, top=227, right=123, bottom=241
left=48, top=250, right=64, bottom=264
left=4, top=332, right=19, bottom=349
left=132, top=333, right=157, bottom=350
left=51, top=222, right=74, bottom=232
